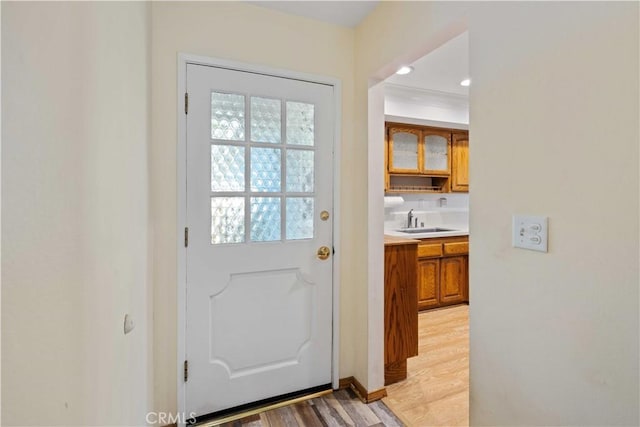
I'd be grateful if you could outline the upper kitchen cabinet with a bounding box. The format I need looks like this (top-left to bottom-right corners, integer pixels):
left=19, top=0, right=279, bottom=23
left=451, top=131, right=469, bottom=192
left=388, top=126, right=421, bottom=173
left=422, top=128, right=451, bottom=175
left=387, top=125, right=451, bottom=175
left=386, top=122, right=468, bottom=193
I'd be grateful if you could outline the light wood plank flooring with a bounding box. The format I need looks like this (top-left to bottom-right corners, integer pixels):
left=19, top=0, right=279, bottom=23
left=383, top=305, right=469, bottom=427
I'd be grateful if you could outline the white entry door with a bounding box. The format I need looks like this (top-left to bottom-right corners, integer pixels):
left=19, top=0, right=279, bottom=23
left=185, top=63, right=334, bottom=417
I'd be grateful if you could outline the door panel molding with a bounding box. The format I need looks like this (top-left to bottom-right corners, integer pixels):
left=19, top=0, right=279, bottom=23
left=177, top=53, right=341, bottom=425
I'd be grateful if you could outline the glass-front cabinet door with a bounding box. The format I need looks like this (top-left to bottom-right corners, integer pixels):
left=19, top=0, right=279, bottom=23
left=388, top=127, right=421, bottom=173
left=423, top=129, right=451, bottom=175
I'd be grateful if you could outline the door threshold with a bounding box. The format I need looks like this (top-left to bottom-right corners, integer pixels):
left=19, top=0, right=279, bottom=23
left=193, top=384, right=333, bottom=426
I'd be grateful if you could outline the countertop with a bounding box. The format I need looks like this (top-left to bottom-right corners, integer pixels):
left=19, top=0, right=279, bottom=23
left=385, top=228, right=469, bottom=240
left=384, top=235, right=420, bottom=246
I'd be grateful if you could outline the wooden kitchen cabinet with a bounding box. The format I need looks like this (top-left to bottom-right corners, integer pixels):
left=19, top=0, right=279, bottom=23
left=385, top=122, right=468, bottom=194
left=451, top=131, right=469, bottom=192
left=417, top=258, right=440, bottom=310
left=439, top=256, right=467, bottom=305
left=422, top=128, right=451, bottom=175
left=417, top=236, right=469, bottom=310
left=387, top=126, right=421, bottom=174
left=384, top=237, right=419, bottom=385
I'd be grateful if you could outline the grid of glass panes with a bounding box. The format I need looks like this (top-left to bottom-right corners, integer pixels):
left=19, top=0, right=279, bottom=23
left=210, top=92, right=315, bottom=244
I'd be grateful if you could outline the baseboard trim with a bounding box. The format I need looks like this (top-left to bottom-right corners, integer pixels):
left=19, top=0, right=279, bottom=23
left=338, top=376, right=387, bottom=403
left=338, top=376, right=354, bottom=389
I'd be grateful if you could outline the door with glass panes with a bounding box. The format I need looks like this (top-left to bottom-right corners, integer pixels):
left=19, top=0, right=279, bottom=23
left=185, top=63, right=334, bottom=417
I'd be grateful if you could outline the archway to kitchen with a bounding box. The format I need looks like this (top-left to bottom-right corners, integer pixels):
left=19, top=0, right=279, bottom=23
left=367, top=29, right=470, bottom=426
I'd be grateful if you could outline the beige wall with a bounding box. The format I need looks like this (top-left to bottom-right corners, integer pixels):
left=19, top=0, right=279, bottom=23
left=3, top=2, right=637, bottom=425
left=468, top=3, right=638, bottom=425
left=356, top=1, right=639, bottom=425
left=149, top=2, right=359, bottom=414
left=1, top=2, right=152, bottom=426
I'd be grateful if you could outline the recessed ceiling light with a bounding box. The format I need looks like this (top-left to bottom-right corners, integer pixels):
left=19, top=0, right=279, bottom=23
left=396, top=66, right=414, bottom=75
left=460, top=78, right=471, bottom=87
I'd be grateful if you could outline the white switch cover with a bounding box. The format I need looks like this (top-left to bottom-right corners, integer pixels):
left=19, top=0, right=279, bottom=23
left=513, top=215, right=548, bottom=252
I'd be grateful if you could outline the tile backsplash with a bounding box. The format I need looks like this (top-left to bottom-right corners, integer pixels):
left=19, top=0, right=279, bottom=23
left=384, top=193, right=469, bottom=231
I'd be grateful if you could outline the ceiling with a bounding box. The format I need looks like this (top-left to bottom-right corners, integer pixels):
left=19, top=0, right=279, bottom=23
left=247, top=1, right=380, bottom=28
left=386, top=32, right=469, bottom=97
left=245, top=1, right=467, bottom=97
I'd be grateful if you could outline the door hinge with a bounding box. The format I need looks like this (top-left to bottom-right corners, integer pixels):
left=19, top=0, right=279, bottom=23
left=184, top=92, right=189, bottom=115
left=184, top=360, right=189, bottom=382
left=184, top=227, right=189, bottom=247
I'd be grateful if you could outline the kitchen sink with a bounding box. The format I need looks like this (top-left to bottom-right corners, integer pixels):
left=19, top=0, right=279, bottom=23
left=396, top=227, right=457, bottom=234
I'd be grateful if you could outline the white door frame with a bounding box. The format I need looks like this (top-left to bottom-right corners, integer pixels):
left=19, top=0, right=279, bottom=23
left=176, top=53, right=342, bottom=422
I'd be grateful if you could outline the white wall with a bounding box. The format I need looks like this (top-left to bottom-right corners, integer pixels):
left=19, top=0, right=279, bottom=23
left=149, top=1, right=360, bottom=414
left=357, top=1, right=639, bottom=425
left=1, top=3, right=152, bottom=425
left=384, top=84, right=469, bottom=125
left=468, top=3, right=638, bottom=425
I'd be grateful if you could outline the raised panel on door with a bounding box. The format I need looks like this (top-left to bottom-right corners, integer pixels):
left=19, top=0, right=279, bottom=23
left=439, top=256, right=466, bottom=305
left=417, top=258, right=440, bottom=310
left=452, top=132, right=469, bottom=192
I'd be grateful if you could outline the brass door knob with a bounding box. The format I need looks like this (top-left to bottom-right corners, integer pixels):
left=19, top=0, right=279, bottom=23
left=317, top=246, right=331, bottom=260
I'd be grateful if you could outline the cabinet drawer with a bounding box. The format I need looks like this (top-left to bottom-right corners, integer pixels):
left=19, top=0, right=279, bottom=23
left=418, top=243, right=443, bottom=258
left=443, top=241, right=469, bottom=255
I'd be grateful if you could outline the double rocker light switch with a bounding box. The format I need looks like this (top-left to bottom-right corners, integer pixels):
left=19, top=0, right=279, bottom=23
left=512, top=215, right=548, bottom=253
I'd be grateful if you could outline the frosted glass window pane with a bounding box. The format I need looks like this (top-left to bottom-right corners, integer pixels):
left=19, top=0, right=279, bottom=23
left=286, top=149, right=314, bottom=193
left=286, top=197, right=314, bottom=240
left=251, top=147, right=281, bottom=192
left=424, top=135, right=449, bottom=171
left=286, top=102, right=314, bottom=146
left=211, top=145, right=245, bottom=192
left=250, top=197, right=281, bottom=242
left=392, top=132, right=418, bottom=169
left=211, top=92, right=245, bottom=141
left=251, top=97, right=281, bottom=143
left=211, top=197, right=245, bottom=244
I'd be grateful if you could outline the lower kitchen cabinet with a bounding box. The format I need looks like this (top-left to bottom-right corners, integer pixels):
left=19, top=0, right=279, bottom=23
left=440, top=256, right=467, bottom=305
left=417, top=258, right=440, bottom=310
left=417, top=236, right=469, bottom=310
left=384, top=237, right=419, bottom=385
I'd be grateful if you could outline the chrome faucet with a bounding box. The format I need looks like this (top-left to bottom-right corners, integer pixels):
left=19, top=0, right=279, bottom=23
left=407, top=209, right=414, bottom=228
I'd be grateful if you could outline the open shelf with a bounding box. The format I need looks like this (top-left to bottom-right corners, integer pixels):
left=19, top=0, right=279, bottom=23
left=386, top=174, right=449, bottom=193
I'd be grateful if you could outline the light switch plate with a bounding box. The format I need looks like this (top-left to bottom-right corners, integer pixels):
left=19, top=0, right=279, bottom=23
left=512, top=215, right=548, bottom=252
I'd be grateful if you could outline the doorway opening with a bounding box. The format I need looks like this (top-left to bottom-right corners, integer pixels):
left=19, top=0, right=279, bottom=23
left=371, top=31, right=471, bottom=426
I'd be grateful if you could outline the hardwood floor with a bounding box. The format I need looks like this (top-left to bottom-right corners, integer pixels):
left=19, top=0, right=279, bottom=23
left=216, top=388, right=404, bottom=427
left=383, top=305, right=469, bottom=427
